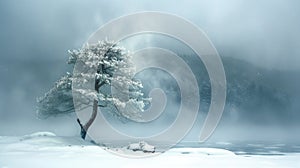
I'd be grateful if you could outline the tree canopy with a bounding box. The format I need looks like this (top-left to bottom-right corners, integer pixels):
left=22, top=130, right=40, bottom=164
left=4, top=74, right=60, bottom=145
left=37, top=40, right=150, bottom=123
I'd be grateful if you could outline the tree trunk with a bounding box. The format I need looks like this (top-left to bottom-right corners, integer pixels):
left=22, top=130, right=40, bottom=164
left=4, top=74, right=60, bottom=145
left=77, top=118, right=86, bottom=140
left=77, top=99, right=98, bottom=140
left=77, top=67, right=102, bottom=140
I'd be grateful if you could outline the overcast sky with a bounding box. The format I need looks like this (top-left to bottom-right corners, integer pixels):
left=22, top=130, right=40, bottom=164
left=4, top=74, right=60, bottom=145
left=1, top=0, right=300, bottom=69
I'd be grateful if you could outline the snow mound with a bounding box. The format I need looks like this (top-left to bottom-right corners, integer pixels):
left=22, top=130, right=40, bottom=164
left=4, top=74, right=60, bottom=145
left=21, top=132, right=56, bottom=140
left=0, top=132, right=88, bottom=148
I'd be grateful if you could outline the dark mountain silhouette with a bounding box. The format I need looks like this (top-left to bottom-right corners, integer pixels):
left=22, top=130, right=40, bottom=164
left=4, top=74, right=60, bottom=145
left=194, top=56, right=300, bottom=126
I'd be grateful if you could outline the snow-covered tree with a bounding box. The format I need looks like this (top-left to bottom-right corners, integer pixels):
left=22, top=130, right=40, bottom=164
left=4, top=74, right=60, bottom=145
left=37, top=41, right=149, bottom=140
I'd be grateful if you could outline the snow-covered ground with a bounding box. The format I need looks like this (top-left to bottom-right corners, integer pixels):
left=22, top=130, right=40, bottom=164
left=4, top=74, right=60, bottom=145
left=0, top=132, right=299, bottom=168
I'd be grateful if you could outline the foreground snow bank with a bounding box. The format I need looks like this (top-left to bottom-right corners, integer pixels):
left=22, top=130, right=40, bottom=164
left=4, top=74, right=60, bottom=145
left=0, top=132, right=299, bottom=168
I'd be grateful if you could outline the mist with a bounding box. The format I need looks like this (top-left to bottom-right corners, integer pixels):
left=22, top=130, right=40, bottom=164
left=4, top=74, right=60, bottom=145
left=0, top=0, right=299, bottom=143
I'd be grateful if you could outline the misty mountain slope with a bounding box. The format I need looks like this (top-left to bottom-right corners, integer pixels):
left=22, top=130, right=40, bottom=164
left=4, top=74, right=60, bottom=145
left=132, top=54, right=299, bottom=126
left=221, top=57, right=299, bottom=125
left=177, top=55, right=299, bottom=125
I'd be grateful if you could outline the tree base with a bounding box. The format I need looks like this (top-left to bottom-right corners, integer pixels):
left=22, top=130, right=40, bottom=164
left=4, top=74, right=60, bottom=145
left=77, top=118, right=87, bottom=140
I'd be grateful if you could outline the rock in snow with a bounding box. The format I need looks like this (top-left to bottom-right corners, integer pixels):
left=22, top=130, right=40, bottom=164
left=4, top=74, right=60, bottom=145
left=126, top=141, right=155, bottom=153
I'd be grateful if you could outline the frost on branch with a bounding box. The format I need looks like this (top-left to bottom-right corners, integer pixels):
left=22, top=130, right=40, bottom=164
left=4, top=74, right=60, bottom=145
left=37, top=40, right=150, bottom=125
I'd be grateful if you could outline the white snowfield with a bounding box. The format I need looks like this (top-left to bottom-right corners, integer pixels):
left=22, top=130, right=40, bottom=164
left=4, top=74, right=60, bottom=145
left=0, top=132, right=299, bottom=168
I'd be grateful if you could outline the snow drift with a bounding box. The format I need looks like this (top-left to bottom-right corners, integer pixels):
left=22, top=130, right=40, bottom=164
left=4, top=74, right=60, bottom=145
left=0, top=132, right=299, bottom=168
